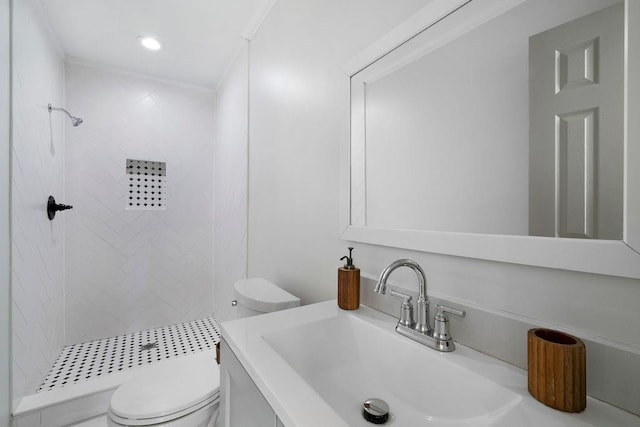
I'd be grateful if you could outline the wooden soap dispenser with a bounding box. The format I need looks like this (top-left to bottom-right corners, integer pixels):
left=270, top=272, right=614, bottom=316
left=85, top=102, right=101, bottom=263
left=338, top=247, right=360, bottom=310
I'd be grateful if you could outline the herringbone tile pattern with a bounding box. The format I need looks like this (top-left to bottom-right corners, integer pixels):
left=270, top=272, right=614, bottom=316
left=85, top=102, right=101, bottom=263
left=64, top=63, right=216, bottom=344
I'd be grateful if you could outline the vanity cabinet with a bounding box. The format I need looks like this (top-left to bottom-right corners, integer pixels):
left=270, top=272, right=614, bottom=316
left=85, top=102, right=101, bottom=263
left=219, top=338, right=284, bottom=427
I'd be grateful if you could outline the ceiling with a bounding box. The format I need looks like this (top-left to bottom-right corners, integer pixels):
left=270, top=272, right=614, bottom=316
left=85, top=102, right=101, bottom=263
left=40, top=0, right=273, bottom=89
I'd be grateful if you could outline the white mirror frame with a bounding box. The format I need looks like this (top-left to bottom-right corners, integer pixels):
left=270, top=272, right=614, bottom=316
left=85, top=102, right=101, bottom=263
left=340, top=0, right=640, bottom=279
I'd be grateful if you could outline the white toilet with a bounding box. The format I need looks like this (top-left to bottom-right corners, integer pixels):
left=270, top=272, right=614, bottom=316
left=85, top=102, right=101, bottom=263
left=107, top=278, right=300, bottom=427
left=107, top=350, right=220, bottom=427
left=232, top=277, right=301, bottom=318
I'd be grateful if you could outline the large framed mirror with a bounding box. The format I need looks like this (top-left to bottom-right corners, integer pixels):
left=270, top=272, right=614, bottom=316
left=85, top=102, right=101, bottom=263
left=340, top=0, right=640, bottom=278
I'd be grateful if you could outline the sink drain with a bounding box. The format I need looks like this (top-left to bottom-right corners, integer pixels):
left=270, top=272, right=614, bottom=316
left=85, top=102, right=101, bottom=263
left=362, top=398, right=389, bottom=424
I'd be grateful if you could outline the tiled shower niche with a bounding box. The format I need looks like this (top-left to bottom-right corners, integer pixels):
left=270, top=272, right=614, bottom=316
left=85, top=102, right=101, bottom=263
left=126, top=159, right=166, bottom=210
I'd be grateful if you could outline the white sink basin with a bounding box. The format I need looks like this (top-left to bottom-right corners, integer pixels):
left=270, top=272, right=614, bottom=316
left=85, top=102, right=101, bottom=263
left=221, top=301, right=640, bottom=427
left=263, top=311, right=521, bottom=425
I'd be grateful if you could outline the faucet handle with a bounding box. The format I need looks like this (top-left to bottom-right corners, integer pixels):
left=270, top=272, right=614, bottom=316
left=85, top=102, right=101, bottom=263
left=389, top=290, right=415, bottom=328
left=433, top=304, right=465, bottom=341
left=436, top=305, right=465, bottom=319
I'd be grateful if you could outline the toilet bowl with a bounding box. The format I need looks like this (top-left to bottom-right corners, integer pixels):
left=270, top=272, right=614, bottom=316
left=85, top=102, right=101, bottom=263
left=107, top=278, right=299, bottom=427
left=107, top=350, right=219, bottom=427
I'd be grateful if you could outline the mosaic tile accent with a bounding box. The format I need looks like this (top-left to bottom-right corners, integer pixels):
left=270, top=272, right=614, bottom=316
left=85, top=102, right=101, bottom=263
left=39, top=316, right=220, bottom=392
left=126, top=158, right=166, bottom=210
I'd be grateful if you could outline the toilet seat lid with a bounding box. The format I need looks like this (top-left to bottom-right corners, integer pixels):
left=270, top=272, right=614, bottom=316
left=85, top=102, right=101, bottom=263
left=110, top=351, right=220, bottom=422
left=234, top=278, right=300, bottom=313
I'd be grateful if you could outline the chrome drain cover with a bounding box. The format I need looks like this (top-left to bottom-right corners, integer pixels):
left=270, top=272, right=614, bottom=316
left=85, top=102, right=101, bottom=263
left=362, top=398, right=389, bottom=424
left=140, top=342, right=158, bottom=351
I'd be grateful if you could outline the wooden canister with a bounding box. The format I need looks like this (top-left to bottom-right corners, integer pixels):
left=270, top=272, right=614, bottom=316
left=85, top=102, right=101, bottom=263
left=337, top=267, right=360, bottom=310
left=527, top=328, right=586, bottom=412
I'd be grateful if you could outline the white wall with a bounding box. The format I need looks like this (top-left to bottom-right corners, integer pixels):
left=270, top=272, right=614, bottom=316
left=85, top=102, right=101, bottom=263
left=11, top=0, right=66, bottom=404
left=64, top=63, right=216, bottom=343
left=1, top=0, right=12, bottom=422
left=213, top=44, right=249, bottom=323
left=247, top=0, right=428, bottom=303
left=234, top=0, right=640, bottom=413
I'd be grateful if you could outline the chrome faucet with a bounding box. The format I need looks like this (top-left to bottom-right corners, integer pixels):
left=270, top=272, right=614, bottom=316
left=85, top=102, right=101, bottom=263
left=375, top=259, right=430, bottom=333
left=375, top=259, right=465, bottom=352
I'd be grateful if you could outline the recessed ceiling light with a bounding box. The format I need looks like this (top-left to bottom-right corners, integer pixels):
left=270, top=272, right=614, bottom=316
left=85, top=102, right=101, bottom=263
left=138, top=36, right=163, bottom=51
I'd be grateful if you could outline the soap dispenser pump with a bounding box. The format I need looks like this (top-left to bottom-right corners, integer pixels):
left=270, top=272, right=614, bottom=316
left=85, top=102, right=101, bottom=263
left=338, top=247, right=360, bottom=310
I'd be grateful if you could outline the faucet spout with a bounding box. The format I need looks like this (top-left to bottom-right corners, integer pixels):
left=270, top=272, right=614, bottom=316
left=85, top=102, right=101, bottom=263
left=375, top=259, right=430, bottom=333
left=375, top=259, right=426, bottom=298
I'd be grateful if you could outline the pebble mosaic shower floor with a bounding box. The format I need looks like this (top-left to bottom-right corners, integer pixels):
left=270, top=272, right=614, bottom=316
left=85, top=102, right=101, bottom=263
left=38, top=316, right=221, bottom=392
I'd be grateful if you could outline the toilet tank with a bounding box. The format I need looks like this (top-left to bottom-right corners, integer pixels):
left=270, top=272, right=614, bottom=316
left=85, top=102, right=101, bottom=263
left=233, top=278, right=300, bottom=318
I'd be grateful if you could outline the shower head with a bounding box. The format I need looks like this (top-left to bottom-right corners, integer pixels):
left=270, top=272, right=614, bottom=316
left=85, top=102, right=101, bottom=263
left=48, top=103, right=83, bottom=127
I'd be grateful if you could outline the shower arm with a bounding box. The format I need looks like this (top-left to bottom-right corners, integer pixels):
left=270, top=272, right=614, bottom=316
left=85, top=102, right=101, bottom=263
left=48, top=103, right=83, bottom=126
left=48, top=103, right=73, bottom=118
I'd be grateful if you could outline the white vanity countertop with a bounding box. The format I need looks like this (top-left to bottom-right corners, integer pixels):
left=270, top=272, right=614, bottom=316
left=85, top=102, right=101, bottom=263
left=221, top=301, right=640, bottom=427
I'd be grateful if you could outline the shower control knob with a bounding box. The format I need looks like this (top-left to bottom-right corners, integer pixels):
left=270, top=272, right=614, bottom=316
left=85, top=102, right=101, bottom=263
left=47, top=195, right=73, bottom=220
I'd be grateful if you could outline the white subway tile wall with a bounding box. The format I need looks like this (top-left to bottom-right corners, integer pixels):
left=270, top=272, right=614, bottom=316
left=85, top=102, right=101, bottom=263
left=11, top=0, right=66, bottom=403
left=64, top=63, right=215, bottom=344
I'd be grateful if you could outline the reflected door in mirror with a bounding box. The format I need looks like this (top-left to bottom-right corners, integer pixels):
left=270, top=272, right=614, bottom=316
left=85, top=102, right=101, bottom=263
left=529, top=3, right=623, bottom=239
